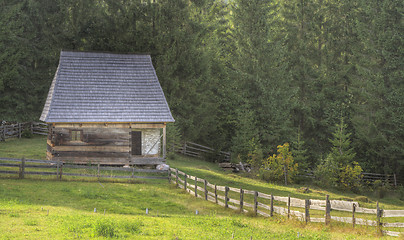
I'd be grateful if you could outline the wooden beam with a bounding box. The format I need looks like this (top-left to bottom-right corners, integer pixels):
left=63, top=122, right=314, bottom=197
left=163, top=123, right=166, bottom=159
left=53, top=145, right=130, bottom=152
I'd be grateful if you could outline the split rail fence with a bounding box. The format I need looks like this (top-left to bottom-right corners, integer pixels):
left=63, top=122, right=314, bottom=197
left=169, top=168, right=404, bottom=237
left=0, top=122, right=47, bottom=141
left=171, top=141, right=231, bottom=162
left=0, top=158, right=169, bottom=181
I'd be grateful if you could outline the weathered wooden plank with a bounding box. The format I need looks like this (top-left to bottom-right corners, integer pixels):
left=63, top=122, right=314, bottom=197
left=258, top=192, right=271, bottom=200
left=53, top=151, right=130, bottom=158
left=0, top=170, right=19, bottom=174
left=130, top=158, right=165, bottom=165
left=206, top=182, right=215, bottom=189
left=383, top=210, right=404, bottom=218
left=228, top=187, right=240, bottom=193
left=243, top=202, right=254, bottom=209
left=53, top=157, right=129, bottom=164
left=330, top=200, right=359, bottom=211
left=290, top=198, right=305, bottom=208
left=310, top=199, right=326, bottom=206
left=257, top=210, right=270, bottom=217
left=383, top=222, right=404, bottom=228
left=228, top=198, right=240, bottom=205
left=227, top=204, right=238, bottom=211
left=243, top=190, right=256, bottom=195
left=216, top=186, right=226, bottom=192
left=383, top=230, right=402, bottom=237
left=311, top=218, right=326, bottom=223
left=0, top=163, right=56, bottom=169
left=53, top=145, right=130, bottom=152
left=257, top=202, right=270, bottom=210
left=273, top=206, right=288, bottom=216
left=273, top=196, right=289, bottom=203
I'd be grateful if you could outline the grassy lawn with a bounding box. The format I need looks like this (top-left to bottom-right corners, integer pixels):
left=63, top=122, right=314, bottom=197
left=0, top=136, right=402, bottom=239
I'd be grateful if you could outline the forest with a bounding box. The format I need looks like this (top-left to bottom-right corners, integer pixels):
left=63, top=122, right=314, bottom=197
left=0, top=0, right=403, bottom=182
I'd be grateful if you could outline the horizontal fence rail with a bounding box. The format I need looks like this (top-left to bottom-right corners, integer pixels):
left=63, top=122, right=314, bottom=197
left=169, top=141, right=231, bottom=162
left=169, top=167, right=404, bottom=237
left=0, top=158, right=169, bottom=181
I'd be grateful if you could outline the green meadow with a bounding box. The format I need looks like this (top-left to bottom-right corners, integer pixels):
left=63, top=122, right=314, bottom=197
left=0, top=136, right=402, bottom=239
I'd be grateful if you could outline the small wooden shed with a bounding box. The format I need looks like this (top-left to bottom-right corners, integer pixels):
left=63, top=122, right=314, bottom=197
left=40, top=51, right=174, bottom=165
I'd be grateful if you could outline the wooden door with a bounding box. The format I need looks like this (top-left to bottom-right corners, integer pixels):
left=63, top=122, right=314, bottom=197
left=131, top=131, right=142, bottom=155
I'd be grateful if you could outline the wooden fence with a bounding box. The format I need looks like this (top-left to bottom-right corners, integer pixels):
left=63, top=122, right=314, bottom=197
left=171, top=141, right=231, bottom=162
left=169, top=167, right=404, bottom=237
left=0, top=158, right=169, bottom=181
left=0, top=122, right=48, bottom=141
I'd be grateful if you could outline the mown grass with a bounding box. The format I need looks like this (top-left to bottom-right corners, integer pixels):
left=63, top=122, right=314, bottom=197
left=0, top=136, right=403, bottom=239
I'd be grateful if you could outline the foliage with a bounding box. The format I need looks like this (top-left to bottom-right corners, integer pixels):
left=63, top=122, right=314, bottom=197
left=315, top=118, right=362, bottom=190
left=0, top=0, right=403, bottom=179
left=260, top=143, right=298, bottom=184
left=339, top=162, right=363, bottom=192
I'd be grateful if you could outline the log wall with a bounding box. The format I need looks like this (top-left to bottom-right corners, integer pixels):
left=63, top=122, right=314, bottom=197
left=47, top=123, right=165, bottom=165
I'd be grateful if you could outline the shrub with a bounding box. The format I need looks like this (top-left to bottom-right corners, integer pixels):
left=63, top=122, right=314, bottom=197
left=93, top=218, right=116, bottom=238
left=260, top=143, right=297, bottom=184
left=21, top=128, right=33, bottom=138
left=339, top=162, right=363, bottom=192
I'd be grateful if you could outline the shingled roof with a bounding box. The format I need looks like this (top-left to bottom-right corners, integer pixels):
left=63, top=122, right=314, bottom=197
left=40, top=51, right=174, bottom=123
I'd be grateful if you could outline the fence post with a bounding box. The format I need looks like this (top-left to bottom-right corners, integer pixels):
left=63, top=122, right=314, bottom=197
left=30, top=122, right=33, bottom=134
left=18, top=123, right=21, bottom=138
left=19, top=158, right=25, bottom=179
left=215, top=184, right=218, bottom=203
left=376, top=201, right=383, bottom=235
left=182, top=142, right=187, bottom=155
left=394, top=173, right=397, bottom=187
left=305, top=199, right=310, bottom=223
left=240, top=188, right=244, bottom=212
left=254, top=191, right=258, bottom=216
left=287, top=195, right=290, bottom=219
left=97, top=164, right=100, bottom=179
left=2, top=125, right=5, bottom=141
left=184, top=174, right=187, bottom=192
left=204, top=179, right=208, bottom=200
left=59, top=162, right=63, bottom=180
left=168, top=167, right=171, bottom=183
left=195, top=176, right=198, bottom=197
left=270, top=194, right=274, bottom=217
left=176, top=169, right=179, bottom=187
left=56, top=160, right=60, bottom=180
left=352, top=203, right=356, bottom=228
left=325, top=195, right=331, bottom=225
left=225, top=186, right=229, bottom=208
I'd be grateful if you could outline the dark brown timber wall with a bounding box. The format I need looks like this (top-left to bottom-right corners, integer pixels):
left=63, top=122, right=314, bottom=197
left=47, top=123, right=165, bottom=165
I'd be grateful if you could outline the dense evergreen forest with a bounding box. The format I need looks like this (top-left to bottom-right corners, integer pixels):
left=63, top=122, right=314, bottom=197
left=0, top=0, right=403, bottom=180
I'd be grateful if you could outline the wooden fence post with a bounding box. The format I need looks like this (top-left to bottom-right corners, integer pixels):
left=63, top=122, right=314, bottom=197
left=19, top=158, right=25, bottom=179
left=176, top=169, right=179, bottom=187
left=225, top=186, right=229, bottom=208
left=215, top=185, right=218, bottom=203
left=184, top=174, right=187, bottom=191
left=394, top=173, right=397, bottom=187
left=325, top=195, right=331, bottom=225
left=254, top=191, right=258, bottom=216
left=59, top=162, right=63, bottom=180
left=352, top=203, right=356, bottom=228
left=376, top=201, right=383, bottom=235
left=204, top=179, right=208, bottom=200
left=287, top=195, right=290, bottom=219
left=168, top=168, right=171, bottom=183
left=305, top=199, right=310, bottom=223
left=195, top=176, right=198, bottom=197
left=2, top=125, right=5, bottom=141
left=240, top=188, right=244, bottom=212
left=270, top=194, right=274, bottom=217
left=56, top=160, right=60, bottom=180
left=18, top=123, right=21, bottom=138
left=182, top=142, right=187, bottom=155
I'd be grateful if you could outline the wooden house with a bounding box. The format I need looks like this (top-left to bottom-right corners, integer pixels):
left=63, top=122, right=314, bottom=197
left=40, top=51, right=174, bottom=165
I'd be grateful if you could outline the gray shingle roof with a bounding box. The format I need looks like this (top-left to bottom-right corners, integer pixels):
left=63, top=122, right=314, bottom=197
left=40, top=51, right=174, bottom=123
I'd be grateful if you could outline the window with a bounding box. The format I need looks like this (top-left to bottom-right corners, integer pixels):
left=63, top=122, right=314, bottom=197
left=71, top=130, right=82, bottom=141
left=131, top=131, right=142, bottom=155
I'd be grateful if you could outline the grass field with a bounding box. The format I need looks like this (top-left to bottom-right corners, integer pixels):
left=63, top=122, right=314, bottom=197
left=0, top=136, right=403, bottom=239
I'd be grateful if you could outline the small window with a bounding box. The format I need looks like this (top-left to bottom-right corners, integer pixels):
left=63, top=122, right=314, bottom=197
left=71, top=130, right=82, bottom=141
